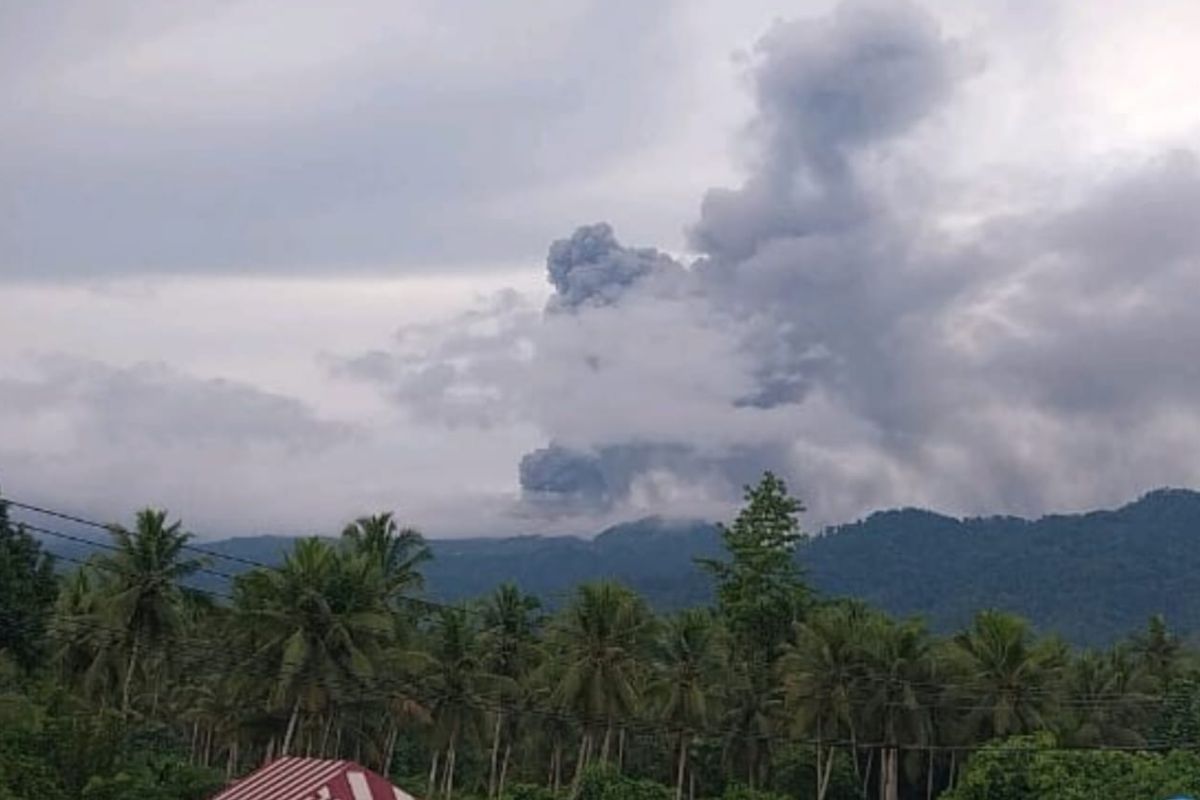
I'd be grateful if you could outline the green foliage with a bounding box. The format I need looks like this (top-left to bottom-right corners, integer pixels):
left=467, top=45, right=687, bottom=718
left=947, top=734, right=1200, bottom=800
left=502, top=783, right=560, bottom=800
left=698, top=472, right=809, bottom=658
left=112, top=487, right=1200, bottom=646
left=80, top=757, right=222, bottom=800
left=12, top=484, right=1200, bottom=800
left=577, top=763, right=670, bottom=800
left=767, top=744, right=859, bottom=800
left=0, top=499, right=58, bottom=671
left=720, top=785, right=790, bottom=800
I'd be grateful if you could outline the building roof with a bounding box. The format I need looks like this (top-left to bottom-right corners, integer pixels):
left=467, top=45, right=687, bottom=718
left=210, top=757, right=418, bottom=800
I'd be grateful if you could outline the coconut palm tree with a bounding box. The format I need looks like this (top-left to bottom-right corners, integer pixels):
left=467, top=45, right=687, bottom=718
left=860, top=616, right=937, bottom=800
left=649, top=609, right=725, bottom=800
left=420, top=607, right=505, bottom=799
left=233, top=538, right=392, bottom=756
left=1060, top=645, right=1154, bottom=747
left=479, top=583, right=541, bottom=798
left=778, top=601, right=875, bottom=800
left=950, top=610, right=1067, bottom=742
left=1131, top=614, right=1184, bottom=692
left=551, top=582, right=654, bottom=791
left=341, top=512, right=430, bottom=607
left=96, top=509, right=208, bottom=715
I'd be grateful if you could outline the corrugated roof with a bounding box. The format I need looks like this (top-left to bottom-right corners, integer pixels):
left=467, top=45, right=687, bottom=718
left=211, top=756, right=418, bottom=800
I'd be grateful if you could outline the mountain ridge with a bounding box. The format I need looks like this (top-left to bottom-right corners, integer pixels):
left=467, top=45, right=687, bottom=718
left=32, top=488, right=1200, bottom=644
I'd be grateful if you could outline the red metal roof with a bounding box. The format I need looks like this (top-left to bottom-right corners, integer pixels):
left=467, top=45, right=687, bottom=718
left=211, top=757, right=419, bottom=800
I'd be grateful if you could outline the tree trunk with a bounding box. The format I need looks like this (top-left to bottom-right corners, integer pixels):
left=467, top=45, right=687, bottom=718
left=498, top=743, right=511, bottom=800
left=443, top=728, right=458, bottom=799
left=121, top=637, right=140, bottom=715
left=488, top=713, right=503, bottom=798
left=571, top=732, right=592, bottom=798
left=552, top=742, right=562, bottom=794
left=227, top=740, right=239, bottom=779
left=848, top=725, right=862, bottom=788
left=949, top=751, right=958, bottom=790
left=818, top=744, right=835, bottom=800
left=281, top=698, right=301, bottom=756
left=617, top=728, right=625, bottom=771
left=747, top=737, right=756, bottom=790
left=926, top=748, right=935, bottom=800
left=601, top=723, right=613, bottom=763
left=320, top=713, right=335, bottom=757
left=861, top=748, right=875, bottom=799
left=384, top=724, right=398, bottom=778
left=879, top=748, right=899, bottom=800
left=675, top=732, right=688, bottom=800
left=428, top=749, right=440, bottom=799
left=814, top=719, right=823, bottom=800
left=190, top=721, right=200, bottom=764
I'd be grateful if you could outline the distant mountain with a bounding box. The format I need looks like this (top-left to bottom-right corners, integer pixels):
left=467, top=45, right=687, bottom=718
left=33, top=489, right=1200, bottom=644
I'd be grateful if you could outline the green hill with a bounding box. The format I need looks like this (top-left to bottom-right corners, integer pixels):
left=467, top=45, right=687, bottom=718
left=33, top=489, right=1200, bottom=644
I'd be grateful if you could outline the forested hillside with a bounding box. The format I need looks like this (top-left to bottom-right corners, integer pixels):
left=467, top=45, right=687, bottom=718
left=86, top=488, right=1200, bottom=645
left=8, top=477, right=1200, bottom=799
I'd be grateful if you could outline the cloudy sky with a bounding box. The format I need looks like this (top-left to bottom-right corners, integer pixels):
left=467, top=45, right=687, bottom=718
left=3, top=0, right=1200, bottom=539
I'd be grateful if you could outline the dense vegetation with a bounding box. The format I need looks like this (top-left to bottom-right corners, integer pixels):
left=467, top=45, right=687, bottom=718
left=37, top=490, right=1200, bottom=645
left=5, top=476, right=1200, bottom=799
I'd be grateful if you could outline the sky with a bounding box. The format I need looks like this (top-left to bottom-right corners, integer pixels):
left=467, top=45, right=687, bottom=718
left=3, top=0, right=1200, bottom=539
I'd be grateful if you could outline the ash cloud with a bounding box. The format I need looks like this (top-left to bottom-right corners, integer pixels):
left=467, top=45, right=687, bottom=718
left=344, top=0, right=1200, bottom=525
left=546, top=223, right=682, bottom=312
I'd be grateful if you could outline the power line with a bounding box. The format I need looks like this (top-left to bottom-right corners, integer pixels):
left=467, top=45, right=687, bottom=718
left=10, top=504, right=1180, bottom=706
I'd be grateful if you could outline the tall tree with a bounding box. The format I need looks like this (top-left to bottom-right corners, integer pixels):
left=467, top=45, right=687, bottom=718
left=860, top=616, right=937, bottom=800
left=420, top=607, right=501, bottom=799
left=697, top=471, right=809, bottom=661
left=1060, top=646, right=1153, bottom=747
left=950, top=610, right=1066, bottom=743
left=234, top=538, right=391, bottom=755
left=0, top=497, right=58, bottom=671
left=778, top=601, right=876, bottom=800
left=648, top=609, right=724, bottom=800
left=341, top=512, right=430, bottom=607
left=479, top=583, right=542, bottom=799
left=1130, top=614, right=1184, bottom=692
left=551, top=582, right=653, bottom=790
left=98, top=509, right=208, bottom=714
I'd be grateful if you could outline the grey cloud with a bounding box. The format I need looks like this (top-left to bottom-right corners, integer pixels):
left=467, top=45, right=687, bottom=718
left=690, top=0, right=960, bottom=263
left=0, top=1, right=680, bottom=280
left=546, top=223, right=682, bottom=311
left=344, top=0, right=1200, bottom=526
left=332, top=290, right=538, bottom=428
left=0, top=357, right=350, bottom=450
left=518, top=440, right=792, bottom=514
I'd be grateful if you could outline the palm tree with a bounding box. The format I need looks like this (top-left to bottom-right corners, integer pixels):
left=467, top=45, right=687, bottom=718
left=233, top=538, right=392, bottom=756
left=860, top=616, right=937, bottom=800
left=1060, top=646, right=1154, bottom=747
left=717, top=653, right=776, bottom=791
left=950, top=610, right=1067, bottom=742
left=420, top=607, right=504, bottom=799
left=97, top=509, right=208, bottom=715
left=778, top=601, right=875, bottom=800
left=479, top=583, right=541, bottom=799
left=550, top=582, right=653, bottom=791
left=341, top=512, right=430, bottom=607
left=51, top=566, right=122, bottom=705
left=1131, top=615, right=1184, bottom=692
left=649, top=609, right=724, bottom=800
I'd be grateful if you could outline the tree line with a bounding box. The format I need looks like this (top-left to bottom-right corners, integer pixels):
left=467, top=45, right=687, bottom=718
left=3, top=474, right=1200, bottom=799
